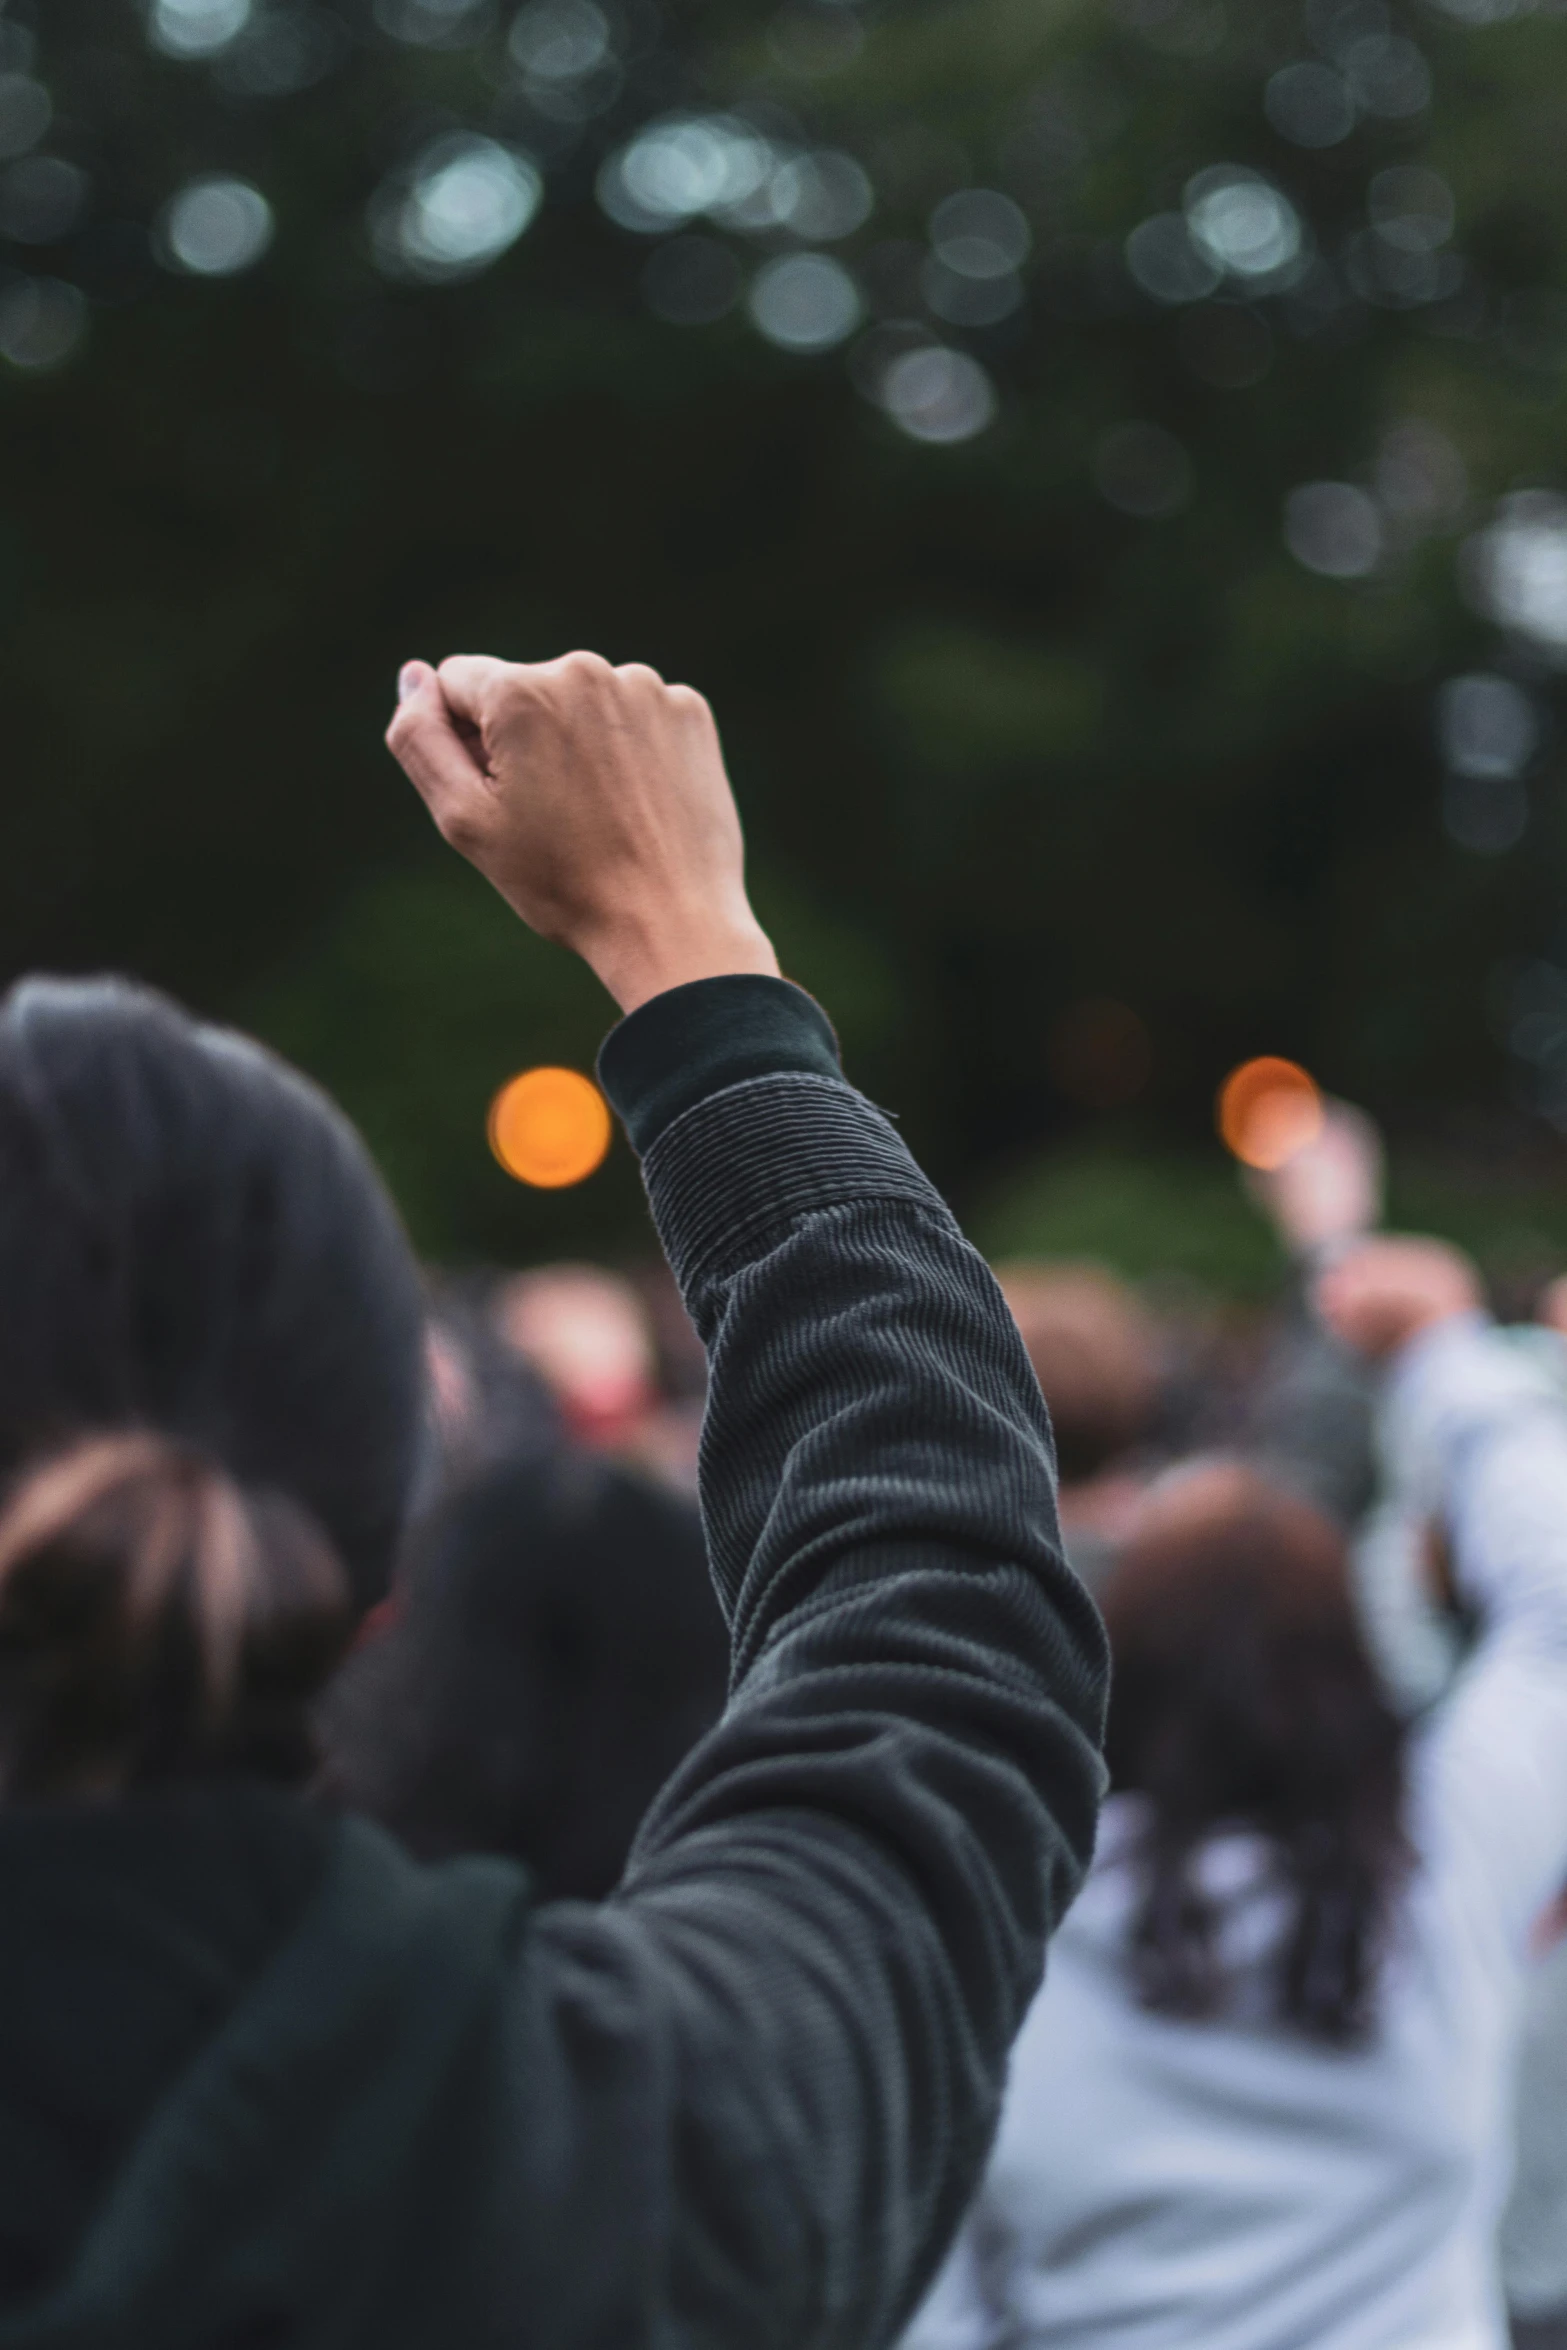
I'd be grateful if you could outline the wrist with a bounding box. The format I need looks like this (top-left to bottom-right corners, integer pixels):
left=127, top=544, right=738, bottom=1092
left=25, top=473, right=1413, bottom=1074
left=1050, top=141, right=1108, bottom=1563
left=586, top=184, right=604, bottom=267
left=588, top=914, right=781, bottom=1014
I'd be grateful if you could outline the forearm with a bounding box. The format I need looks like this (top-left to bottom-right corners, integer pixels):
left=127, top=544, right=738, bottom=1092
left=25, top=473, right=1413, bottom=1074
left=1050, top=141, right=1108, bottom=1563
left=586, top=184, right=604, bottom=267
left=1389, top=1316, right=1567, bottom=1940
left=592, top=980, right=1107, bottom=2344
left=1383, top=1314, right=1567, bottom=1642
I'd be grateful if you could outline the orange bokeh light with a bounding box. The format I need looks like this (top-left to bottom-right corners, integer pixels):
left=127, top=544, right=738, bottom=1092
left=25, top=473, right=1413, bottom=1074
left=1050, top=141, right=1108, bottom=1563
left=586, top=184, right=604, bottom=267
left=1217, top=1056, right=1323, bottom=1171
left=488, top=1067, right=612, bottom=1189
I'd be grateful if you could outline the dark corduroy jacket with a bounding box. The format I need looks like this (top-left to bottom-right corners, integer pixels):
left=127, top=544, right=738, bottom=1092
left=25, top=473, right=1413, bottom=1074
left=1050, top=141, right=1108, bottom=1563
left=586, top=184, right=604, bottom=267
left=0, top=977, right=1107, bottom=2350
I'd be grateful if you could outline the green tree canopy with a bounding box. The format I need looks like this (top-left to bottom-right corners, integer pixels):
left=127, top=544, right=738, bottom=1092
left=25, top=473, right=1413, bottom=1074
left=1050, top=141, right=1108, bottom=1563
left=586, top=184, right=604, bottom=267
left=4, top=0, right=1567, bottom=1265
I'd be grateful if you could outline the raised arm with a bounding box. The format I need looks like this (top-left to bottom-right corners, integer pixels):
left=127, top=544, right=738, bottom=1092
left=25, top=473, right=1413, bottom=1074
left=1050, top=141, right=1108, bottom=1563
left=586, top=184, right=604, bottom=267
left=388, top=653, right=1108, bottom=2348
left=1320, top=1239, right=1567, bottom=1953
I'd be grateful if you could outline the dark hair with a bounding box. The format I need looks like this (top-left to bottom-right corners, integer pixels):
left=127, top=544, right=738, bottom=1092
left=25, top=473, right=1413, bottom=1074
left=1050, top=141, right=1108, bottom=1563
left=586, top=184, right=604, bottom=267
left=0, top=977, right=425, bottom=1612
left=0, top=1434, right=352, bottom=1794
left=320, top=1448, right=730, bottom=1898
left=1102, top=1463, right=1410, bottom=2044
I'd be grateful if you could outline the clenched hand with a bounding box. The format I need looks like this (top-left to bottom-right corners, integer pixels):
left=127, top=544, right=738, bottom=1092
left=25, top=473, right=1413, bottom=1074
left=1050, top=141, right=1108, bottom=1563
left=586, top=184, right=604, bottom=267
left=386, top=651, right=780, bottom=1014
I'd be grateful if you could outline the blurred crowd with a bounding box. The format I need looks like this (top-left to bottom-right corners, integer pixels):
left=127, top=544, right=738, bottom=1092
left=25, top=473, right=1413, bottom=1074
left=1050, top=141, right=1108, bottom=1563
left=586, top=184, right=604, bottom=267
left=325, top=1103, right=1567, bottom=2350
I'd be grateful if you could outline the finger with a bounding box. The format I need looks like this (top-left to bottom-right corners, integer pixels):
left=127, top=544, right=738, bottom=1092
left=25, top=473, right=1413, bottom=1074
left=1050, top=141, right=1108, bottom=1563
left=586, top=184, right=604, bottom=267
left=1311, top=1261, right=1364, bottom=1331
left=436, top=653, right=522, bottom=730
left=386, top=668, right=493, bottom=846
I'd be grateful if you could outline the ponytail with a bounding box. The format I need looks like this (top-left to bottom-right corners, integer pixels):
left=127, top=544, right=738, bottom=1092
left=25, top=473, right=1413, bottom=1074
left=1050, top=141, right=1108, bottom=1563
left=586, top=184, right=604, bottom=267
left=0, top=1434, right=351, bottom=1797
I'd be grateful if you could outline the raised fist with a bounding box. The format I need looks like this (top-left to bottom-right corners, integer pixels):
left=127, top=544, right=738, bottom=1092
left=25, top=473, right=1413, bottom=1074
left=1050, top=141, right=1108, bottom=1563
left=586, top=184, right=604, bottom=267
left=387, top=651, right=778, bottom=1013
left=1314, top=1235, right=1482, bottom=1360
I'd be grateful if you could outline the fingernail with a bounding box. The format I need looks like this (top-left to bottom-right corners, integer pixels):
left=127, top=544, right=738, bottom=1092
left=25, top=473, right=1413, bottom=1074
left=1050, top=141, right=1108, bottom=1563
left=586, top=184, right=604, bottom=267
left=398, top=661, right=425, bottom=703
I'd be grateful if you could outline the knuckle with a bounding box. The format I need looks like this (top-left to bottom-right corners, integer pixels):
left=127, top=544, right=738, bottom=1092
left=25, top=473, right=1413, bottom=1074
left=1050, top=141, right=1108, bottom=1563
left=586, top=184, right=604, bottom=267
left=437, top=805, right=484, bottom=855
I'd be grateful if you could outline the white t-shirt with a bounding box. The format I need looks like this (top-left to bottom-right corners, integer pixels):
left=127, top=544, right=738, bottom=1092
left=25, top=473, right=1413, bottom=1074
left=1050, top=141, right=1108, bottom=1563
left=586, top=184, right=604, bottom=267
left=906, top=1317, right=1567, bottom=2350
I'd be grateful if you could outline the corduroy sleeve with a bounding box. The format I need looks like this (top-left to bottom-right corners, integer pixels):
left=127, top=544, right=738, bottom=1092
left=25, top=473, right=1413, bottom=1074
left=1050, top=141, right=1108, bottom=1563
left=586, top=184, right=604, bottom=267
left=516, top=977, right=1108, bottom=2350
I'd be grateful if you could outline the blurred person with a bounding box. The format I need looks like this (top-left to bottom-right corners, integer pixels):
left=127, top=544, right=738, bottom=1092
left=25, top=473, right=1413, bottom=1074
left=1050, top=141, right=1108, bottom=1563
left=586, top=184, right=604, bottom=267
left=1498, top=1257, right=1567, bottom=2350
left=995, top=1260, right=1162, bottom=1590
left=319, top=1446, right=727, bottom=1897
left=1509, top=1273, right=1567, bottom=1395
left=0, top=647, right=1105, bottom=2347
left=1500, top=1905, right=1567, bottom=2350
left=1499, top=1275, right=1567, bottom=2350
left=1244, top=1096, right=1385, bottom=1528
left=906, top=1233, right=1567, bottom=2350
left=493, top=1257, right=700, bottom=1485
left=493, top=1261, right=658, bottom=1449
left=494, top=1259, right=705, bottom=1488
left=423, top=1279, right=561, bottom=1492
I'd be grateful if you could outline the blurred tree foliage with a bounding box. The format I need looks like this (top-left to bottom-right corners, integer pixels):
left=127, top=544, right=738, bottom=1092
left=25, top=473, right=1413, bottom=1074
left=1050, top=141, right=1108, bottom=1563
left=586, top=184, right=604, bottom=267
left=4, top=0, right=1567, bottom=1264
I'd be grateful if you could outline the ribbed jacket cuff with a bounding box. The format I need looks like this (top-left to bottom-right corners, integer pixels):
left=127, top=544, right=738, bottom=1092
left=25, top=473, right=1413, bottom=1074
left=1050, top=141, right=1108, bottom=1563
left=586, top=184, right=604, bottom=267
left=597, top=975, right=842, bottom=1156
left=640, top=1073, right=953, bottom=1294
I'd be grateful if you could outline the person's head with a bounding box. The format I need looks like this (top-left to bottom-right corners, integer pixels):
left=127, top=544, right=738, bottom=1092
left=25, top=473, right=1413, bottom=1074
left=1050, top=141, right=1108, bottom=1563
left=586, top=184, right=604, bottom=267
left=423, top=1281, right=560, bottom=1494
left=1102, top=1459, right=1409, bottom=2044
left=0, top=975, right=426, bottom=1793
left=493, top=1263, right=657, bottom=1447
left=995, top=1260, right=1159, bottom=1484
left=320, top=1446, right=729, bottom=1898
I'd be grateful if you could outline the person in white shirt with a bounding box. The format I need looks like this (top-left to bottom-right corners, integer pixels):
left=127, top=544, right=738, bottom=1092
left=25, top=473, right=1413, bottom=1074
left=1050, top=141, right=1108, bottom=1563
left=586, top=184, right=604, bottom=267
left=907, top=1235, right=1567, bottom=2350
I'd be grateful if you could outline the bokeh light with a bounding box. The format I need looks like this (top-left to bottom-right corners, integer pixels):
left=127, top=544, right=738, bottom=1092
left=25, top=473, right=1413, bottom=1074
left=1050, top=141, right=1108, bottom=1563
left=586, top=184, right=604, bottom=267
left=1444, top=770, right=1528, bottom=855
left=148, top=0, right=252, bottom=58
left=929, top=188, right=1031, bottom=278
left=0, top=276, right=86, bottom=370
left=747, top=251, right=860, bottom=350
left=772, top=151, right=873, bottom=240
left=1370, top=167, right=1454, bottom=255
left=0, top=73, right=51, bottom=159
left=1438, top=673, right=1538, bottom=781
left=1185, top=168, right=1302, bottom=283
left=488, top=1067, right=613, bottom=1188
left=161, top=176, right=274, bottom=275
left=923, top=252, right=1022, bottom=327
left=374, top=0, right=488, bottom=47
left=1345, top=167, right=1463, bottom=308
left=508, top=0, right=612, bottom=81
left=598, top=115, right=775, bottom=234
left=212, top=11, right=348, bottom=96
left=597, top=120, right=878, bottom=243
left=1342, top=31, right=1431, bottom=119
left=879, top=346, right=996, bottom=444
left=1264, top=61, right=1355, bottom=149
left=384, top=136, right=542, bottom=281
left=1217, top=1057, right=1324, bottom=1171
left=1284, top=481, right=1383, bottom=579
left=1464, top=492, right=1567, bottom=658
left=1125, top=213, right=1221, bottom=305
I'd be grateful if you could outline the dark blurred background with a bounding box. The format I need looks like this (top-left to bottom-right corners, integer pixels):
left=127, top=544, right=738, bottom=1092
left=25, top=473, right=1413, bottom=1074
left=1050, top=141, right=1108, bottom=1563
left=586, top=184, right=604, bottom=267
left=5, top=0, right=1567, bottom=1288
